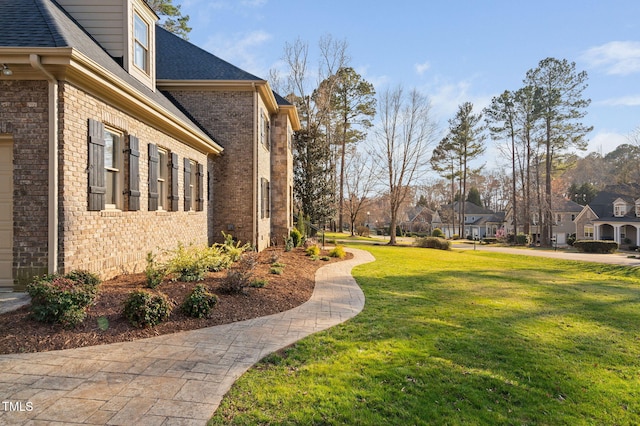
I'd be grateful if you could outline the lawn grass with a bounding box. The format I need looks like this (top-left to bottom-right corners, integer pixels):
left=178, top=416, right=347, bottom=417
left=209, top=245, right=640, bottom=425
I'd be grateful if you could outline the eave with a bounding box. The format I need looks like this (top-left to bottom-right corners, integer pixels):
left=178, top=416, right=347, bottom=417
left=0, top=47, right=223, bottom=155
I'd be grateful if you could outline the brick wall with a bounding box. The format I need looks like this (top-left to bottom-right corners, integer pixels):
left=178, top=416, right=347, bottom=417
left=270, top=111, right=293, bottom=242
left=57, top=82, right=211, bottom=280
left=0, top=80, right=50, bottom=286
left=166, top=90, right=258, bottom=248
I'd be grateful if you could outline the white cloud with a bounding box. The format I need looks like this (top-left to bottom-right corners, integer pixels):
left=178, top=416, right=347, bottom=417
left=597, top=95, right=640, bottom=107
left=241, top=0, right=267, bottom=6
left=427, top=79, right=492, bottom=124
left=415, top=61, right=431, bottom=76
left=204, top=30, right=273, bottom=77
left=587, top=131, right=628, bottom=155
left=581, top=41, right=640, bottom=75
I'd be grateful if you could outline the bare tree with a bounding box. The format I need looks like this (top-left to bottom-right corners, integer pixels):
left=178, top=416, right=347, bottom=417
left=372, top=86, right=437, bottom=245
left=344, top=148, right=376, bottom=236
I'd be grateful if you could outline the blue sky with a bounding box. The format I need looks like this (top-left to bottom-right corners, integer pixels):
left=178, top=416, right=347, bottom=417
left=179, top=0, right=640, bottom=165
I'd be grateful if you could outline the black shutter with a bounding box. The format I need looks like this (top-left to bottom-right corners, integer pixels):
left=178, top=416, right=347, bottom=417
left=170, top=152, right=179, bottom=211
left=148, top=143, right=159, bottom=211
left=196, top=163, right=204, bottom=211
left=88, top=119, right=105, bottom=211
left=128, top=136, right=140, bottom=211
left=184, top=158, right=191, bottom=211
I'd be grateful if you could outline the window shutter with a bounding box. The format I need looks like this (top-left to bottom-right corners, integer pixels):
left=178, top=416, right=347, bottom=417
left=170, top=152, right=179, bottom=211
left=148, top=143, right=159, bottom=211
left=184, top=158, right=191, bottom=211
left=88, top=119, right=105, bottom=211
left=260, top=178, right=266, bottom=219
left=196, top=163, right=204, bottom=211
left=128, top=135, right=140, bottom=211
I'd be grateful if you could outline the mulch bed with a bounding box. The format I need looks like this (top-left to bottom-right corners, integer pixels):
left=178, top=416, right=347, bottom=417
left=0, top=247, right=351, bottom=355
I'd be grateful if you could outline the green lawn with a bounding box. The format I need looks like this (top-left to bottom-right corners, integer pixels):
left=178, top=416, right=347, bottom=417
left=209, top=245, right=640, bottom=425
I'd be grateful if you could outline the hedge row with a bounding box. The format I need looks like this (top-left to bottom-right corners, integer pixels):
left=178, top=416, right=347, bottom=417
left=573, top=240, right=619, bottom=254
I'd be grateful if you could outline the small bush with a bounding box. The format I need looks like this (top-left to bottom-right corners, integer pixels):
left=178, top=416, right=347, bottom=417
left=290, top=228, right=303, bottom=248
left=452, top=234, right=460, bottom=240
left=182, top=284, right=218, bottom=318
left=145, top=252, right=166, bottom=288
left=221, top=252, right=259, bottom=294
left=166, top=243, right=209, bottom=282
left=283, top=235, right=294, bottom=252
left=515, top=233, right=531, bottom=246
left=123, top=290, right=172, bottom=328
left=328, top=245, right=346, bottom=259
left=250, top=279, right=268, bottom=288
left=320, top=256, right=331, bottom=261
left=356, top=226, right=370, bottom=237
left=219, top=232, right=251, bottom=262
left=573, top=240, right=619, bottom=254
left=270, top=266, right=284, bottom=275
left=415, top=237, right=451, bottom=251
left=482, top=237, right=498, bottom=244
left=27, top=270, right=101, bottom=327
left=306, top=245, right=321, bottom=256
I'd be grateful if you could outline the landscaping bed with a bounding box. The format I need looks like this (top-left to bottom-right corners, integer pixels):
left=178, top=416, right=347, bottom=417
left=0, top=247, right=350, bottom=355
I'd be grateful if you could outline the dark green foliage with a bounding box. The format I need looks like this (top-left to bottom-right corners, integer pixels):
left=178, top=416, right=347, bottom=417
left=573, top=240, right=618, bottom=253
left=482, top=237, right=498, bottom=244
left=123, top=290, right=172, bottom=328
left=283, top=235, right=294, bottom=252
left=27, top=270, right=101, bottom=327
left=182, top=284, right=218, bottom=318
left=146, top=0, right=191, bottom=39
left=415, top=237, right=452, bottom=250
left=515, top=233, right=531, bottom=246
left=431, top=228, right=444, bottom=238
left=250, top=279, right=268, bottom=288
left=466, top=187, right=482, bottom=206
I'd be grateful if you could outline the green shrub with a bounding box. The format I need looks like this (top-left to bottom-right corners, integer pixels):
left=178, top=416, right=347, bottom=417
left=270, top=266, right=284, bottom=275
left=283, top=235, right=294, bottom=252
left=166, top=243, right=209, bottom=282
left=415, top=236, right=452, bottom=251
left=320, top=256, right=331, bottom=261
left=123, top=290, right=172, bottom=328
left=250, top=279, right=268, bottom=288
left=182, top=284, right=218, bottom=318
left=328, top=245, right=346, bottom=259
left=566, top=234, right=577, bottom=246
left=27, top=270, right=101, bottom=327
left=290, top=228, right=303, bottom=248
left=482, top=237, right=498, bottom=244
left=515, top=233, right=531, bottom=246
left=573, top=240, right=619, bottom=254
left=219, top=232, right=251, bottom=262
left=145, top=252, right=166, bottom=288
left=305, top=245, right=321, bottom=256
left=452, top=234, right=460, bottom=240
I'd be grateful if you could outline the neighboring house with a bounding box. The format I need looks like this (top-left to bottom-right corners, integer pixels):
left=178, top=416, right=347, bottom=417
left=0, top=0, right=299, bottom=290
left=399, top=206, right=434, bottom=235
left=505, top=197, right=583, bottom=246
left=432, top=201, right=499, bottom=239
left=574, top=183, right=640, bottom=247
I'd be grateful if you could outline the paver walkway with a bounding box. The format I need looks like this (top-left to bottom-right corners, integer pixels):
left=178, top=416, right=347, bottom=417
left=0, top=248, right=374, bottom=425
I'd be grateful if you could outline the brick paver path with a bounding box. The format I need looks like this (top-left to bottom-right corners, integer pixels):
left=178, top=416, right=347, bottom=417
left=0, top=248, right=374, bottom=425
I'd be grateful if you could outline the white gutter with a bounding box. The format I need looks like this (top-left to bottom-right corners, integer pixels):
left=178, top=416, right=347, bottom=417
left=29, top=54, right=58, bottom=274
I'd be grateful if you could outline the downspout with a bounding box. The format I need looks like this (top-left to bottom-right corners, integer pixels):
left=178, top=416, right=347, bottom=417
left=252, top=82, right=258, bottom=249
left=29, top=54, right=59, bottom=274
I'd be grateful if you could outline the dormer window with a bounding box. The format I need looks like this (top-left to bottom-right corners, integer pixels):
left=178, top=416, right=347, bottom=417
left=614, top=199, right=627, bottom=217
left=134, top=13, right=149, bottom=73
left=635, top=200, right=640, bottom=217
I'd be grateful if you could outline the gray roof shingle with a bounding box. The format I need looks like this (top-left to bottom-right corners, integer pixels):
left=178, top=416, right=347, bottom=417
left=156, top=26, right=262, bottom=81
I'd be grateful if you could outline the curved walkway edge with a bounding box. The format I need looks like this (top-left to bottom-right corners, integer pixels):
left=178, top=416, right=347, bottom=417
left=0, top=248, right=375, bottom=425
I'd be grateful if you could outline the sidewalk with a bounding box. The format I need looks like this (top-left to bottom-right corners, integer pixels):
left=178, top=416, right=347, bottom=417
left=0, top=248, right=375, bottom=425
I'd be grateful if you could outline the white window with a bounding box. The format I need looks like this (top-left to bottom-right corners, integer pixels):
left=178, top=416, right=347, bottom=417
left=104, top=129, right=122, bottom=209
left=584, top=225, right=594, bottom=238
left=158, top=148, right=167, bottom=210
left=134, top=14, right=149, bottom=73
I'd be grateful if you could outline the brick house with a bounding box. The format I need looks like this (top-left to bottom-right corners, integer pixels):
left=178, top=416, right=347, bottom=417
left=0, top=0, right=299, bottom=290
left=574, top=183, right=640, bottom=247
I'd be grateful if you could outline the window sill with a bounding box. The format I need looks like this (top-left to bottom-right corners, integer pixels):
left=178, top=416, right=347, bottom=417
left=100, top=209, right=123, bottom=217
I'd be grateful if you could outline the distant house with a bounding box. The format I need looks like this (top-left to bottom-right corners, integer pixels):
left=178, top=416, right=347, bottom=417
left=574, top=183, right=640, bottom=247
left=432, top=201, right=499, bottom=239
left=505, top=197, right=583, bottom=246
left=0, top=0, right=299, bottom=290
left=399, top=206, right=434, bottom=235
